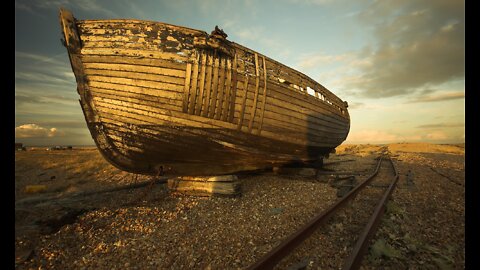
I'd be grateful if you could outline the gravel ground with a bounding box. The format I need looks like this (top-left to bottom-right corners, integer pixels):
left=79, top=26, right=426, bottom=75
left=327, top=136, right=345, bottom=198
left=15, top=143, right=464, bottom=269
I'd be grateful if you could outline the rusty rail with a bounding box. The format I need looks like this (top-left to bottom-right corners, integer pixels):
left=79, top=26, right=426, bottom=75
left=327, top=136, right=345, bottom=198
left=341, top=158, right=399, bottom=270
left=247, top=157, right=384, bottom=270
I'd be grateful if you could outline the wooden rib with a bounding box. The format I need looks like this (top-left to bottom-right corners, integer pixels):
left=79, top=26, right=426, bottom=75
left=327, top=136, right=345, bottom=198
left=221, top=58, right=232, bottom=122
left=214, top=58, right=227, bottom=120
left=248, top=53, right=261, bottom=133
left=237, top=67, right=249, bottom=130
left=188, top=53, right=200, bottom=115
left=183, top=62, right=192, bottom=112
left=202, top=53, right=214, bottom=117
left=257, top=56, right=268, bottom=134
left=228, top=54, right=238, bottom=123
left=195, top=53, right=207, bottom=115
left=208, top=57, right=221, bottom=118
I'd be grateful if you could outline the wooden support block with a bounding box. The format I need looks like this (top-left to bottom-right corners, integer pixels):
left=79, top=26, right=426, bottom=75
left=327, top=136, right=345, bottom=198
left=167, top=175, right=241, bottom=196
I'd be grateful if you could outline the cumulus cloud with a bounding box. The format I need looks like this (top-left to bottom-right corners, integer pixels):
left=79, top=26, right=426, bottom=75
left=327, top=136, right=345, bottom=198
left=15, top=124, right=65, bottom=138
left=345, top=0, right=464, bottom=98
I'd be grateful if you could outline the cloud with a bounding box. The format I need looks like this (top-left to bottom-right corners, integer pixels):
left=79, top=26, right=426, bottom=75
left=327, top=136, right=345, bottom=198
left=286, top=0, right=334, bottom=5
left=347, top=102, right=365, bottom=110
left=15, top=0, right=119, bottom=17
left=416, top=123, right=464, bottom=129
left=346, top=130, right=400, bottom=143
left=15, top=94, right=47, bottom=106
left=15, top=51, right=76, bottom=87
left=36, top=120, right=87, bottom=129
left=409, top=91, right=464, bottom=103
left=15, top=124, right=65, bottom=138
left=425, top=131, right=448, bottom=141
left=296, top=52, right=352, bottom=70
left=344, top=0, right=464, bottom=98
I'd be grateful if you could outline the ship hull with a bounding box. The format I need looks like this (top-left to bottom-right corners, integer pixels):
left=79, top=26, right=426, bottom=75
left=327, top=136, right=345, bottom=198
left=60, top=9, right=350, bottom=176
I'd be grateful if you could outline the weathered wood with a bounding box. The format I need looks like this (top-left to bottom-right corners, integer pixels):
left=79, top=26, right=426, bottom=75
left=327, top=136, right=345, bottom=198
left=182, top=63, right=192, bottom=111
left=202, top=53, right=214, bottom=117
left=61, top=8, right=350, bottom=177
left=214, top=57, right=227, bottom=120
left=208, top=57, right=221, bottom=119
left=237, top=73, right=249, bottom=130
left=83, top=62, right=186, bottom=78
left=257, top=56, right=268, bottom=134
left=229, top=54, right=238, bottom=122
left=221, top=58, right=233, bottom=122
left=187, top=53, right=200, bottom=115
left=195, top=53, right=208, bottom=115
left=84, top=68, right=185, bottom=86
left=81, top=48, right=189, bottom=61
left=167, top=175, right=240, bottom=196
left=248, top=53, right=261, bottom=133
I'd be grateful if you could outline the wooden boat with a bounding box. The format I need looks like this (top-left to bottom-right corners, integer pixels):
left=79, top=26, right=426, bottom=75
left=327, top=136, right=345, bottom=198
left=59, top=8, right=350, bottom=177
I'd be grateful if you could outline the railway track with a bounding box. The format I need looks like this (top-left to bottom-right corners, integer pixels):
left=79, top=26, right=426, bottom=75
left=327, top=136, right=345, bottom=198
left=248, top=155, right=399, bottom=270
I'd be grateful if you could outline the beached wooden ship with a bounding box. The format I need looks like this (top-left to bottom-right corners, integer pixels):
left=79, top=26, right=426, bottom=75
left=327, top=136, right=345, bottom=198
left=59, top=8, right=350, bottom=177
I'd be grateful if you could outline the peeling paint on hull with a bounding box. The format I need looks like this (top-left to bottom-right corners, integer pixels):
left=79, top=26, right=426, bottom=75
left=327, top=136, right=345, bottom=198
left=59, top=8, right=350, bottom=176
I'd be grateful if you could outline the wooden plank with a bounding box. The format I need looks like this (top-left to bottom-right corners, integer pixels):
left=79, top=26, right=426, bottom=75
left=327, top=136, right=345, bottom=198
left=232, top=42, right=347, bottom=109
left=262, top=110, right=348, bottom=134
left=84, top=68, right=185, bottom=86
left=182, top=62, right=192, bottom=112
left=266, top=86, right=348, bottom=124
left=188, top=53, right=200, bottom=115
left=98, top=105, right=337, bottom=149
left=221, top=58, right=232, bottom=122
left=248, top=53, right=261, bottom=133
left=94, top=96, right=246, bottom=131
left=202, top=53, right=214, bottom=117
left=208, top=57, right=221, bottom=118
left=195, top=53, right=208, bottom=115
left=86, top=75, right=184, bottom=92
left=260, top=79, right=347, bottom=122
left=80, top=48, right=189, bottom=62
left=232, top=76, right=348, bottom=128
left=257, top=56, right=268, bottom=134
left=82, top=40, right=163, bottom=50
left=228, top=54, right=238, bottom=123
left=88, top=80, right=182, bottom=100
left=83, top=62, right=186, bottom=78
left=92, top=88, right=183, bottom=112
left=81, top=55, right=186, bottom=71
left=59, top=9, right=82, bottom=54
left=167, top=178, right=241, bottom=196
left=78, top=20, right=203, bottom=36
left=263, top=101, right=349, bottom=130
left=214, top=57, right=227, bottom=120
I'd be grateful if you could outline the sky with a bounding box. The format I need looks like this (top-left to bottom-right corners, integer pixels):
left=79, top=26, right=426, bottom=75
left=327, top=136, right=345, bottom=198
left=15, top=0, right=465, bottom=146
